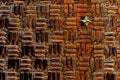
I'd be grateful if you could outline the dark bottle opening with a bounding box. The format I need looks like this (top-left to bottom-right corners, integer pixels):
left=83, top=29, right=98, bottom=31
left=0, top=72, right=5, bottom=80
left=53, top=44, right=57, bottom=54
left=8, top=32, right=13, bottom=43
left=13, top=6, right=21, bottom=15
left=20, top=72, right=32, bottom=80
left=13, top=6, right=18, bottom=15
left=45, top=32, right=48, bottom=42
left=70, top=57, right=73, bottom=68
left=34, top=59, right=47, bottom=70
left=36, top=31, right=40, bottom=42
left=0, top=18, right=3, bottom=28
left=48, top=72, right=52, bottom=80
left=5, top=18, right=9, bottom=29
left=43, top=59, right=47, bottom=70
left=0, top=46, right=3, bottom=55
left=52, top=72, right=55, bottom=80
left=41, top=31, right=45, bottom=43
left=66, top=57, right=72, bottom=68
left=49, top=19, right=55, bottom=28
left=104, top=73, right=115, bottom=80
left=8, top=58, right=19, bottom=69
left=0, top=18, right=9, bottom=29
left=8, top=58, right=15, bottom=69
left=57, top=73, right=60, bottom=80
left=21, top=46, right=33, bottom=57
left=49, top=44, right=53, bottom=54
left=47, top=72, right=60, bottom=80
left=20, top=72, right=24, bottom=80
left=32, top=18, right=36, bottom=28
left=34, top=59, right=42, bottom=69
left=57, top=43, right=61, bottom=54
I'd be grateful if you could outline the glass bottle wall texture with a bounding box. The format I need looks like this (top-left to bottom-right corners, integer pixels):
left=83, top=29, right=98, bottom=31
left=0, top=0, right=119, bottom=80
